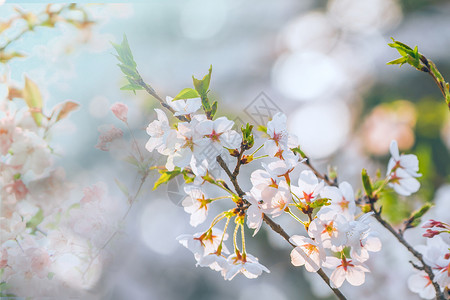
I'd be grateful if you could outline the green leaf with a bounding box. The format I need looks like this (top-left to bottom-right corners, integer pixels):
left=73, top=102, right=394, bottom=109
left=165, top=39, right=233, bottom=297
left=114, top=178, right=129, bottom=197
left=26, top=209, right=44, bottom=231
left=120, top=83, right=143, bottom=91
left=192, top=65, right=212, bottom=97
left=47, top=272, right=55, bottom=280
left=387, top=57, right=407, bottom=66
left=173, top=88, right=200, bottom=101
left=310, top=197, right=331, bottom=209
left=153, top=168, right=182, bottom=190
left=361, top=169, right=373, bottom=197
left=291, top=146, right=306, bottom=158
left=23, top=76, right=43, bottom=126
left=182, top=172, right=195, bottom=184
left=410, top=202, right=433, bottom=226
left=209, top=101, right=218, bottom=119
left=0, top=282, right=10, bottom=292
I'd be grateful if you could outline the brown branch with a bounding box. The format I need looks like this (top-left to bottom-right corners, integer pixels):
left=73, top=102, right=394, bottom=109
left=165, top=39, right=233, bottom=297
left=216, top=155, right=347, bottom=300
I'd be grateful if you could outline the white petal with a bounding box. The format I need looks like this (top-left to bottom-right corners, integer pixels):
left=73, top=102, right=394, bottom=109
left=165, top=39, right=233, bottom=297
left=389, top=140, right=400, bottom=160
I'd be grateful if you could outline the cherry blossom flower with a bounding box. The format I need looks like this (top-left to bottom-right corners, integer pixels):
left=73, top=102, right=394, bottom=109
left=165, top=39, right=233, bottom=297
left=416, top=236, right=450, bottom=289
left=407, top=271, right=436, bottom=300
left=165, top=96, right=202, bottom=117
left=27, top=248, right=51, bottom=278
left=246, top=192, right=264, bottom=236
left=0, top=212, right=26, bottom=243
left=289, top=235, right=326, bottom=272
left=182, top=185, right=210, bottom=227
left=264, top=112, right=298, bottom=157
left=324, top=256, right=370, bottom=288
left=110, top=102, right=128, bottom=123
left=321, top=182, right=356, bottom=221
left=224, top=253, right=270, bottom=280
left=195, top=117, right=241, bottom=150
left=291, top=170, right=324, bottom=205
left=249, top=167, right=291, bottom=217
left=0, top=113, right=16, bottom=155
left=95, top=124, right=123, bottom=151
left=177, top=228, right=229, bottom=262
left=387, top=140, right=421, bottom=177
left=345, top=213, right=381, bottom=262
left=167, top=116, right=205, bottom=170
left=9, top=130, right=51, bottom=175
left=387, top=140, right=421, bottom=196
left=145, top=109, right=178, bottom=155
left=308, top=208, right=349, bottom=250
left=3, top=178, right=29, bottom=203
left=197, top=252, right=229, bottom=272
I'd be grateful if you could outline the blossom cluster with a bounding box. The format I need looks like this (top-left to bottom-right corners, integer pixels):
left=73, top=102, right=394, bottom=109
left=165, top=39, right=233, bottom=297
left=407, top=221, right=450, bottom=299
left=0, top=82, right=130, bottom=297
left=143, top=90, right=409, bottom=288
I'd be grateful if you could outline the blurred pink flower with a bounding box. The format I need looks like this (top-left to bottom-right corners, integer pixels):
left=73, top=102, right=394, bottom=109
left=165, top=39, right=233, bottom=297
left=111, top=102, right=128, bottom=123
left=95, top=124, right=123, bottom=151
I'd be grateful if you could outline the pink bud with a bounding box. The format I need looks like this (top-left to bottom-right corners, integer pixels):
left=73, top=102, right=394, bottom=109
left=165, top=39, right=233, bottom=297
left=444, top=253, right=450, bottom=260
left=423, top=229, right=440, bottom=238
left=111, top=102, right=128, bottom=123
left=422, top=219, right=446, bottom=229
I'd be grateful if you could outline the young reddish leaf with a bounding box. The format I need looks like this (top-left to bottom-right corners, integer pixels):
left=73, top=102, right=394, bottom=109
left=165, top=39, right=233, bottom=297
left=55, top=101, right=79, bottom=122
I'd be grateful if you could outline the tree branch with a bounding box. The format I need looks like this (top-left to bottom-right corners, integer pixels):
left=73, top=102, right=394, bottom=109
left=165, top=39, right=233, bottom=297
left=216, top=155, right=347, bottom=300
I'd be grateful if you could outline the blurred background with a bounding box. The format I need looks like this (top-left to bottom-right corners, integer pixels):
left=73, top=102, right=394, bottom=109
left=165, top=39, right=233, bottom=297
left=1, top=0, right=450, bottom=299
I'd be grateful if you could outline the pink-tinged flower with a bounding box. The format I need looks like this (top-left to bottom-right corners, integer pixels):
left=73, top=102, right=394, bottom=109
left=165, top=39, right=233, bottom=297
left=177, top=228, right=229, bottom=262
left=407, top=271, right=435, bottom=300
left=81, top=182, right=106, bottom=204
left=110, top=102, right=128, bottom=123
left=9, top=130, right=51, bottom=175
left=197, top=252, right=229, bottom=272
left=291, top=170, right=324, bottom=205
left=145, top=109, right=178, bottom=155
left=264, top=150, right=301, bottom=182
left=324, top=256, right=370, bottom=288
left=249, top=167, right=291, bottom=217
left=0, top=248, right=8, bottom=269
left=224, top=253, right=270, bottom=280
left=95, top=124, right=123, bottom=151
left=0, top=114, right=16, bottom=155
left=195, top=117, right=242, bottom=150
left=308, top=208, right=349, bottom=250
left=182, top=186, right=210, bottom=227
left=386, top=140, right=421, bottom=196
left=387, top=140, right=421, bottom=177
left=246, top=192, right=264, bottom=236
left=388, top=168, right=421, bottom=196
left=167, top=116, right=205, bottom=170
left=0, top=212, right=26, bottom=243
left=320, top=182, right=356, bottom=221
left=264, top=112, right=298, bottom=157
left=3, top=179, right=29, bottom=203
left=165, top=96, right=202, bottom=117
left=416, top=236, right=450, bottom=288
left=289, top=235, right=326, bottom=272
left=27, top=248, right=51, bottom=278
left=345, top=213, right=381, bottom=262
